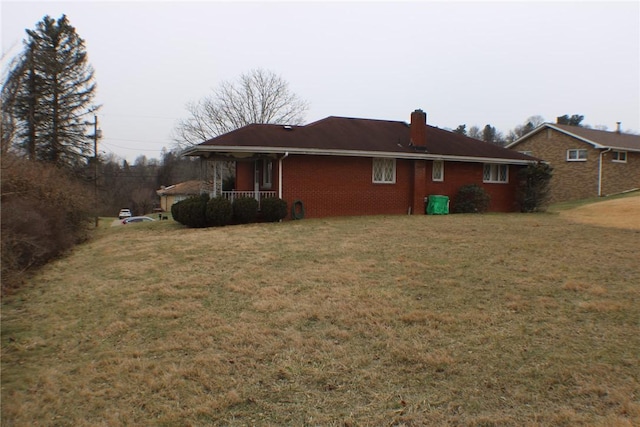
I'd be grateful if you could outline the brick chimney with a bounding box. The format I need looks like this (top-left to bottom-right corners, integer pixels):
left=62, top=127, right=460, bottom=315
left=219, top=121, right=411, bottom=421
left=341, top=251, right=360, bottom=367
left=410, top=109, right=427, bottom=147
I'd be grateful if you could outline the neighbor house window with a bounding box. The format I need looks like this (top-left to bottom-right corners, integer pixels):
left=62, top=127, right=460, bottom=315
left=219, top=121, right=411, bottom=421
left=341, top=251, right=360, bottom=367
left=612, top=150, right=627, bottom=163
left=262, top=159, right=273, bottom=188
left=432, top=160, right=444, bottom=182
left=483, top=164, right=508, bottom=183
left=567, top=149, right=587, bottom=161
left=372, top=158, right=396, bottom=184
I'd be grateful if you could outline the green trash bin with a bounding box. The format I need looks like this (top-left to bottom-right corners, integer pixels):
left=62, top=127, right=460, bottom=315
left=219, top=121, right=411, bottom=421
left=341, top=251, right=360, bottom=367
left=426, top=195, right=449, bottom=215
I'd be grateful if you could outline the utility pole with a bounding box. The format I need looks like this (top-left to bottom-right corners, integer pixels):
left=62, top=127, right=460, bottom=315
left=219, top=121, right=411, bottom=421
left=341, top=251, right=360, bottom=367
left=94, top=115, right=100, bottom=227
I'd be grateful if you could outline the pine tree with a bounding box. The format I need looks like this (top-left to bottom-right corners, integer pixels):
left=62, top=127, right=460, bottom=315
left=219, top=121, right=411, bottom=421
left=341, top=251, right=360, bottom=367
left=3, top=15, right=99, bottom=169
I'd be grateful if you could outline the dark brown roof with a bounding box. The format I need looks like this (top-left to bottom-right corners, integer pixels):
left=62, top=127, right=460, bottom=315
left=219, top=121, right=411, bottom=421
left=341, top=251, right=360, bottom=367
left=189, top=116, right=534, bottom=162
left=551, top=124, right=640, bottom=151
left=509, top=123, right=640, bottom=152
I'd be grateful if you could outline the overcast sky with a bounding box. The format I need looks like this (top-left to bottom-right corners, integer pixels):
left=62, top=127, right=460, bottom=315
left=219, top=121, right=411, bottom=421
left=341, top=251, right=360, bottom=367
left=2, top=0, right=639, bottom=163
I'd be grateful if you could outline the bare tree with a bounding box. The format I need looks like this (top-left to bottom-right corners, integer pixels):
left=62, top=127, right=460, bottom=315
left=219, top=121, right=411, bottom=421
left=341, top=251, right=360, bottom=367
left=505, top=115, right=546, bottom=143
left=173, top=69, right=309, bottom=149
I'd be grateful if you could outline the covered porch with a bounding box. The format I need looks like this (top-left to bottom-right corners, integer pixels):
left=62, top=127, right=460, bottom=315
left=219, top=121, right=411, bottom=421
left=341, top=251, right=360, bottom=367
left=200, top=152, right=286, bottom=207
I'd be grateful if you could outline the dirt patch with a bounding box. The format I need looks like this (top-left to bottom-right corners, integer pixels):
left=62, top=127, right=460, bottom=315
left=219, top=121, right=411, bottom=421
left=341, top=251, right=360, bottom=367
left=559, top=195, right=640, bottom=230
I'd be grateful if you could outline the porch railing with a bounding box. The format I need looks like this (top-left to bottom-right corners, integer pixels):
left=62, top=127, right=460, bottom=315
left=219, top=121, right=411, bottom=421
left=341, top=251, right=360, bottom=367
left=211, top=190, right=277, bottom=208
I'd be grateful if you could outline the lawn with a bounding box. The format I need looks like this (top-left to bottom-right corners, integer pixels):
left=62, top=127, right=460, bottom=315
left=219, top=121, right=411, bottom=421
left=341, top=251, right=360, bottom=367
left=2, top=200, right=639, bottom=426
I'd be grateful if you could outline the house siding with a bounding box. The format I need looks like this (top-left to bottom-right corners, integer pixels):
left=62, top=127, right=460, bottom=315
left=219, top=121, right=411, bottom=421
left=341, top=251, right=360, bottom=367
left=600, top=151, right=640, bottom=196
left=281, top=155, right=413, bottom=218
left=233, top=156, right=523, bottom=218
left=512, top=129, right=601, bottom=203
left=427, top=161, right=521, bottom=212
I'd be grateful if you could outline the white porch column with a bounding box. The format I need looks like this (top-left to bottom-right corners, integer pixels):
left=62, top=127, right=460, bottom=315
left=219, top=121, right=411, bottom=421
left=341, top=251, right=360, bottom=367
left=278, top=152, right=288, bottom=199
left=212, top=160, right=218, bottom=197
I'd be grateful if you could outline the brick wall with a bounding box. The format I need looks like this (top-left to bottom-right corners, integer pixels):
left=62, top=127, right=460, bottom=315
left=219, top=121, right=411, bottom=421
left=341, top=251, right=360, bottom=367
left=281, top=155, right=412, bottom=218
left=234, top=155, right=522, bottom=218
left=600, top=151, right=640, bottom=196
left=426, top=161, right=521, bottom=212
left=512, top=129, right=600, bottom=202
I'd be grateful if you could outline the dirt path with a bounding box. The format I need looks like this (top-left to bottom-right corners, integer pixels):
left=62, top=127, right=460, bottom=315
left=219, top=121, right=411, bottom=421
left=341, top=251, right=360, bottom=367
left=559, top=195, right=640, bottom=230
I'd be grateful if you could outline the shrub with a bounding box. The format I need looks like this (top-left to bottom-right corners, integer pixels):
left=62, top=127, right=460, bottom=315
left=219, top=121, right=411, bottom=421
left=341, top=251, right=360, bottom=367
left=516, top=163, right=553, bottom=212
left=260, top=197, right=288, bottom=222
left=452, top=184, right=491, bottom=213
left=1, top=154, right=93, bottom=294
left=172, top=194, right=209, bottom=228
left=206, top=196, right=233, bottom=227
left=232, top=197, right=259, bottom=224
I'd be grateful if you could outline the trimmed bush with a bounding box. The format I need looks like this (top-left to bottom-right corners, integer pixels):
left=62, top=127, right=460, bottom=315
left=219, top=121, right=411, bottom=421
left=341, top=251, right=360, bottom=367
left=517, top=163, right=553, bottom=212
left=232, top=197, right=259, bottom=224
left=260, top=197, right=288, bottom=222
left=453, top=184, right=491, bottom=213
left=206, top=196, right=233, bottom=227
left=173, top=194, right=209, bottom=228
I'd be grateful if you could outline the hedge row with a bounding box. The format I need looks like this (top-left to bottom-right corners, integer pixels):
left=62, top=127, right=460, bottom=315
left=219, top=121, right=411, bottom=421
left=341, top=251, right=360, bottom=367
left=172, top=195, right=287, bottom=228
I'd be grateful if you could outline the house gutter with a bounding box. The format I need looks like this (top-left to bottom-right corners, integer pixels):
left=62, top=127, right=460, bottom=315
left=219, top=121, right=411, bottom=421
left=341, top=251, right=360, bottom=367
left=184, top=145, right=535, bottom=165
left=278, top=152, right=289, bottom=199
left=598, top=148, right=612, bottom=196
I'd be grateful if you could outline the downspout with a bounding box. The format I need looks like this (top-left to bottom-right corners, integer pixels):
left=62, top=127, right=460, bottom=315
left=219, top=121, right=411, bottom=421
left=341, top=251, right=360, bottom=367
left=598, top=148, right=612, bottom=197
left=278, top=152, right=289, bottom=199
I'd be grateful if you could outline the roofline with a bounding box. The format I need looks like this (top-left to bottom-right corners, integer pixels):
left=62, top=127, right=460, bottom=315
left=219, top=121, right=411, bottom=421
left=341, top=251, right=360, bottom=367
left=507, top=123, right=640, bottom=152
left=182, top=145, right=536, bottom=165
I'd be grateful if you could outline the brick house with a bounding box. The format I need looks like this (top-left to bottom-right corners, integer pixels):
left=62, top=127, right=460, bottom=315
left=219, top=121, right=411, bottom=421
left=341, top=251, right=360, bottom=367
left=182, top=110, right=537, bottom=219
left=507, top=122, right=640, bottom=203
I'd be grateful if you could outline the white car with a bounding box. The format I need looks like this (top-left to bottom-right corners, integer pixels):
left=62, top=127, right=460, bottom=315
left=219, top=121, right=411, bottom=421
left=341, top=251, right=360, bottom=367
left=118, top=209, right=132, bottom=219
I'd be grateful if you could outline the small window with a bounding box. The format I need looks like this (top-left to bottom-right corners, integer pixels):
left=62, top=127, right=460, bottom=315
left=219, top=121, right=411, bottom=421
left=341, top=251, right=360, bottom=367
left=483, top=164, right=509, bottom=183
left=432, top=160, right=444, bottom=182
left=372, top=158, right=396, bottom=184
left=612, top=150, right=627, bottom=163
left=567, top=149, right=587, bottom=161
left=262, top=159, right=273, bottom=188
left=519, top=150, right=533, bottom=156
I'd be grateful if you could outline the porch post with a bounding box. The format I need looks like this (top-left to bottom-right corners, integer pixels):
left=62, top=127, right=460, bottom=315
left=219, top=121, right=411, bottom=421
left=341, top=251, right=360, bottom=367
left=278, top=152, right=288, bottom=199
left=254, top=160, right=259, bottom=201
left=212, top=160, right=218, bottom=197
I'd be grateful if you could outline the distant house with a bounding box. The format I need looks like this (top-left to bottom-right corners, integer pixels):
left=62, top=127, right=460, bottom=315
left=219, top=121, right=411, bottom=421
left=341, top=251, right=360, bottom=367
left=182, top=109, right=537, bottom=219
left=507, top=122, right=640, bottom=203
left=156, top=180, right=205, bottom=211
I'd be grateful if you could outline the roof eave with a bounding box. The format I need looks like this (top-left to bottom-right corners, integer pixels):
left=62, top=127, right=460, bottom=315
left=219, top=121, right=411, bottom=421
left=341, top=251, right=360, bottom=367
left=183, top=145, right=535, bottom=165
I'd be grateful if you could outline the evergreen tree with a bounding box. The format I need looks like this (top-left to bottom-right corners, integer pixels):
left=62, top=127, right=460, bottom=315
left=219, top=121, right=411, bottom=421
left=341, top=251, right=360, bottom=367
left=453, top=124, right=467, bottom=135
left=3, top=15, right=99, bottom=169
left=556, top=114, right=584, bottom=126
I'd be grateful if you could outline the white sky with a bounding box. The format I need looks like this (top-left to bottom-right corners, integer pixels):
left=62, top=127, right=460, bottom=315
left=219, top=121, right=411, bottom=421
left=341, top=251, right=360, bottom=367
left=2, top=0, right=639, bottom=163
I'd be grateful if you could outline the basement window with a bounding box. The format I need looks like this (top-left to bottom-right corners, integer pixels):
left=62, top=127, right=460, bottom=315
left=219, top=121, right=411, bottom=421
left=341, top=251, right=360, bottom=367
left=612, top=150, right=627, bottom=163
left=483, top=164, right=508, bottom=183
left=567, top=149, right=587, bottom=161
left=432, top=160, right=444, bottom=182
left=372, top=158, right=396, bottom=184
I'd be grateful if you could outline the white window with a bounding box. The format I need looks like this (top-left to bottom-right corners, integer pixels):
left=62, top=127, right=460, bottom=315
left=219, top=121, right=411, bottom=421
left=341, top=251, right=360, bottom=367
left=612, top=150, right=627, bottom=163
left=567, top=149, right=587, bottom=161
left=372, top=158, right=396, bottom=184
left=483, top=164, right=508, bottom=183
left=432, top=160, right=444, bottom=182
left=262, top=159, right=273, bottom=188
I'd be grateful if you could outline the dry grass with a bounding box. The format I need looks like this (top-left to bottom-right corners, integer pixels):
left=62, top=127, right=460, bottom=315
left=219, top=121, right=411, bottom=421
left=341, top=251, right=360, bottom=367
left=2, top=201, right=640, bottom=426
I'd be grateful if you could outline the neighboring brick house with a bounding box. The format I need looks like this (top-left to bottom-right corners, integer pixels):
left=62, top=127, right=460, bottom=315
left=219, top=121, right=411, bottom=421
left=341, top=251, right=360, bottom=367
left=507, top=123, right=640, bottom=203
left=156, top=180, right=206, bottom=211
left=182, top=110, right=537, bottom=219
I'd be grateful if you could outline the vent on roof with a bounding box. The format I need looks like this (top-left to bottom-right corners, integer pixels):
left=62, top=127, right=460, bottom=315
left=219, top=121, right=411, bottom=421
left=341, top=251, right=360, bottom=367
left=283, top=125, right=293, bottom=130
